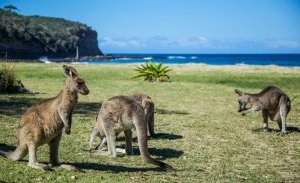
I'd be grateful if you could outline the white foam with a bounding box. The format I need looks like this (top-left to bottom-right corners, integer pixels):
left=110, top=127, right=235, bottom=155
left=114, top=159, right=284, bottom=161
left=143, top=57, right=153, bottom=60
left=235, top=61, right=246, bottom=65
left=168, top=56, right=186, bottom=59
left=39, top=56, right=52, bottom=64
left=114, top=58, right=131, bottom=61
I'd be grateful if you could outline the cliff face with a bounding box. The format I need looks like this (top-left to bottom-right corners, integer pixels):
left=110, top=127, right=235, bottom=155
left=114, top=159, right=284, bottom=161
left=0, top=10, right=102, bottom=59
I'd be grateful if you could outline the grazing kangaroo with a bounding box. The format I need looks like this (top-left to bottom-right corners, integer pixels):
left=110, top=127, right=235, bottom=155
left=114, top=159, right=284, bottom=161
left=94, top=95, right=174, bottom=171
left=89, top=94, right=155, bottom=151
left=0, top=65, right=89, bottom=170
left=234, top=86, right=291, bottom=133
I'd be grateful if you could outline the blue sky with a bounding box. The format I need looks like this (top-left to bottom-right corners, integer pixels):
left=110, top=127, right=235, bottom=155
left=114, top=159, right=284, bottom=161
left=1, top=0, right=300, bottom=53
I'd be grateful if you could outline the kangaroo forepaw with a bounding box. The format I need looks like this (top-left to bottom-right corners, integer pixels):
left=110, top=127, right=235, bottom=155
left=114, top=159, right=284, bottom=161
left=65, top=128, right=71, bottom=135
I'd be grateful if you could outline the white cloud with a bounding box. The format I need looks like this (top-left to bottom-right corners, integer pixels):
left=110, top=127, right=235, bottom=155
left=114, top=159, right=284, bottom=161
left=187, top=36, right=212, bottom=48
left=100, top=36, right=212, bottom=49
left=266, top=40, right=300, bottom=49
left=99, top=36, right=300, bottom=53
left=99, top=37, right=144, bottom=48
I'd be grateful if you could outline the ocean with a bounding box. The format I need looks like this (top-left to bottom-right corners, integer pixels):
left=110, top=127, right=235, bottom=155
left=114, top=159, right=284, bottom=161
left=76, top=54, right=300, bottom=67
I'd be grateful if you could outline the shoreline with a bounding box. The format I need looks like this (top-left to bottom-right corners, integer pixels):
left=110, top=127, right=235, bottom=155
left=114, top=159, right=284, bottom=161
left=54, top=61, right=300, bottom=70
left=1, top=59, right=300, bottom=70
left=1, top=53, right=300, bottom=67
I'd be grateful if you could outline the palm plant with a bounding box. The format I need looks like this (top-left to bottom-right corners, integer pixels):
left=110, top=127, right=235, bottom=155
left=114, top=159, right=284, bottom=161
left=132, top=62, right=171, bottom=82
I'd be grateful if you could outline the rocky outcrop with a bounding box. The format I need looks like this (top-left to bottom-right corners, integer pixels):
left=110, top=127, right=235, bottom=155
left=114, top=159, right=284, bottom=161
left=0, top=10, right=102, bottom=59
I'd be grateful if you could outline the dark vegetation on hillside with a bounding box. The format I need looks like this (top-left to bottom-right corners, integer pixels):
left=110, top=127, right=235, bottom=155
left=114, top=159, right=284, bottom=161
left=0, top=7, right=102, bottom=59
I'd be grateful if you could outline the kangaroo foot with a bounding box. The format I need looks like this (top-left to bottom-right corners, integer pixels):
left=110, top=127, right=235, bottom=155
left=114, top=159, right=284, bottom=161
left=28, top=162, right=52, bottom=171
left=280, top=130, right=287, bottom=134
left=96, top=150, right=118, bottom=158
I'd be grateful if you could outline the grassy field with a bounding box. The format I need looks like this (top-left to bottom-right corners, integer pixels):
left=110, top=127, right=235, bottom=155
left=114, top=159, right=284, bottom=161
left=0, top=62, right=299, bottom=183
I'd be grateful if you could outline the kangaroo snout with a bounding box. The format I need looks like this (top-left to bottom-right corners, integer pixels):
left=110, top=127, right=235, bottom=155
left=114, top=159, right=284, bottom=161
left=65, top=128, right=71, bottom=135
left=81, top=88, right=89, bottom=95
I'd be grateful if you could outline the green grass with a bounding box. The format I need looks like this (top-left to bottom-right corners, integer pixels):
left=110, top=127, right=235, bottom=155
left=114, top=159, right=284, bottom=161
left=0, top=62, right=299, bottom=183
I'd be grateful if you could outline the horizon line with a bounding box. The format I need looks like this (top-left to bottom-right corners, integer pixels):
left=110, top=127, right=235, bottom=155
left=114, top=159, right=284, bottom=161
left=104, top=53, right=300, bottom=55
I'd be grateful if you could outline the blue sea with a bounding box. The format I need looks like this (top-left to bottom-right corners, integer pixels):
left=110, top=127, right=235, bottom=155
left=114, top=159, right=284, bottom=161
left=78, top=54, right=300, bottom=67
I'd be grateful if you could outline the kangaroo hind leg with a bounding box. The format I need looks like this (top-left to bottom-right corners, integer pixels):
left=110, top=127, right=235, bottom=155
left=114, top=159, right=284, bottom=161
left=124, top=129, right=133, bottom=155
left=106, top=130, right=117, bottom=157
left=28, top=143, right=50, bottom=170
left=262, top=110, right=269, bottom=132
left=49, top=133, right=62, bottom=167
left=278, top=96, right=289, bottom=133
left=89, top=129, right=99, bottom=151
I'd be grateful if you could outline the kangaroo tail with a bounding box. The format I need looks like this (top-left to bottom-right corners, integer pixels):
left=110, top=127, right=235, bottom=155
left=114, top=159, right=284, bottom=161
left=0, top=149, right=8, bottom=157
left=144, top=157, right=174, bottom=172
left=138, top=137, right=174, bottom=172
left=135, top=115, right=174, bottom=172
left=0, top=144, right=27, bottom=161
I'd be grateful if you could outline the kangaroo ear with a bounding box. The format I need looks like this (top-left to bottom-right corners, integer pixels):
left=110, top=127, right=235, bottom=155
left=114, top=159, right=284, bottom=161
left=63, top=65, right=78, bottom=77
left=234, top=89, right=243, bottom=96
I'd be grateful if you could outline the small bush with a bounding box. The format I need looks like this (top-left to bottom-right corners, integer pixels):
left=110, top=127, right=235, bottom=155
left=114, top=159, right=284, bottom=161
left=0, top=63, right=17, bottom=93
left=132, top=62, right=171, bottom=82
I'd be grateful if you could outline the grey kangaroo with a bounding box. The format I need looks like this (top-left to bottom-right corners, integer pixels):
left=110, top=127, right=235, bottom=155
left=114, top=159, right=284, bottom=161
left=235, top=86, right=291, bottom=133
left=93, top=95, right=173, bottom=171
left=89, top=94, right=155, bottom=151
left=0, top=65, right=89, bottom=170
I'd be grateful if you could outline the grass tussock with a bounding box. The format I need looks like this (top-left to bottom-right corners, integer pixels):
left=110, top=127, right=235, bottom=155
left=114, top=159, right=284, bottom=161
left=0, top=63, right=299, bottom=183
left=0, top=62, right=17, bottom=93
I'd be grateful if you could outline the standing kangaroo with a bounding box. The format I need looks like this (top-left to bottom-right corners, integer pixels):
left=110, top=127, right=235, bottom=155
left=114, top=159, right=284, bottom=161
left=89, top=94, right=155, bottom=151
left=0, top=65, right=89, bottom=170
left=234, top=86, right=291, bottom=133
left=94, top=95, right=173, bottom=171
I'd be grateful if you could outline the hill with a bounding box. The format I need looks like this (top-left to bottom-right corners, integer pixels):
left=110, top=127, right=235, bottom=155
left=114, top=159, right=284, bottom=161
left=0, top=9, right=102, bottom=59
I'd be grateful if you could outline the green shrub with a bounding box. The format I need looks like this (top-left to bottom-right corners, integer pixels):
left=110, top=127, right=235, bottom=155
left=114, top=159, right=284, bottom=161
left=132, top=62, right=171, bottom=82
left=0, top=63, right=17, bottom=93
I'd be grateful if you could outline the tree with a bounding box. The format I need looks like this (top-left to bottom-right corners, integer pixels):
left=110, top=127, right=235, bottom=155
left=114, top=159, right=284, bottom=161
left=3, top=5, right=19, bottom=12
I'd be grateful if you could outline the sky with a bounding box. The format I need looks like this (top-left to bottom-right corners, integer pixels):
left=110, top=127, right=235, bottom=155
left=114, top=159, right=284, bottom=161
left=1, top=0, right=300, bottom=54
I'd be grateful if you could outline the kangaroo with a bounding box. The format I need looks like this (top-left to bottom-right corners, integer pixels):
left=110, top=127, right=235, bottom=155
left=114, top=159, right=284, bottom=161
left=94, top=95, right=174, bottom=171
left=89, top=94, right=155, bottom=151
left=0, top=65, right=89, bottom=170
left=234, top=86, right=291, bottom=133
